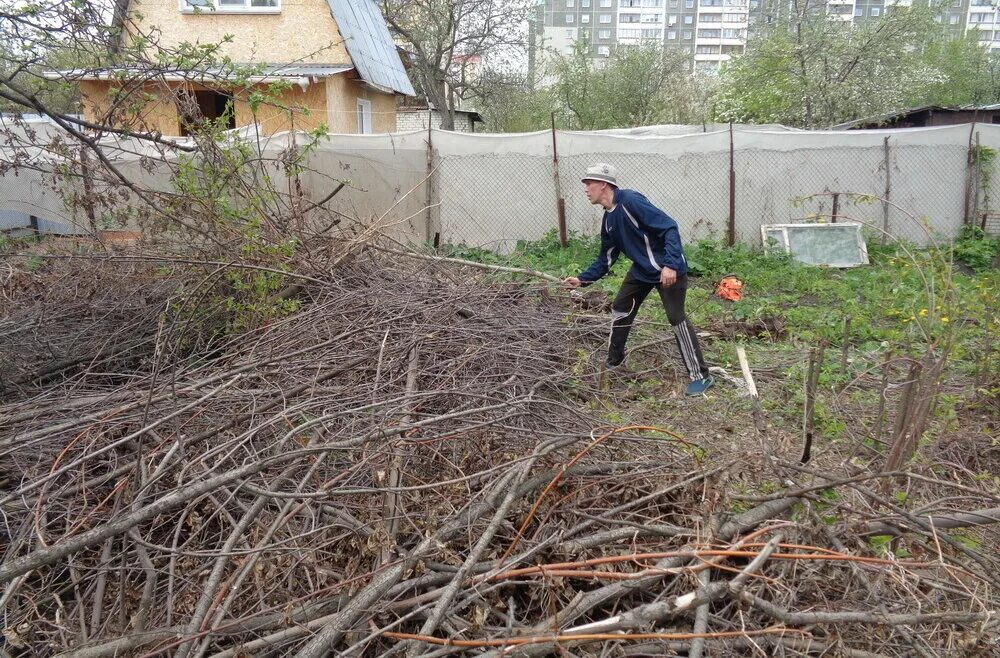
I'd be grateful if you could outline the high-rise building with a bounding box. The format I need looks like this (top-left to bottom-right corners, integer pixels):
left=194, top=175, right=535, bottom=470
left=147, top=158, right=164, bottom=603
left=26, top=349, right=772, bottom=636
left=751, top=0, right=1000, bottom=52
left=532, top=0, right=748, bottom=74
left=530, top=0, right=1000, bottom=81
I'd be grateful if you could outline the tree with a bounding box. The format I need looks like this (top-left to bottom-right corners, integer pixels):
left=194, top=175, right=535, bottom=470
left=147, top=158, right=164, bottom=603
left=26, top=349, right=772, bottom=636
left=471, top=67, right=556, bottom=132
left=549, top=41, right=706, bottom=130
left=912, top=34, right=999, bottom=107
left=379, top=0, right=535, bottom=130
left=715, top=2, right=941, bottom=127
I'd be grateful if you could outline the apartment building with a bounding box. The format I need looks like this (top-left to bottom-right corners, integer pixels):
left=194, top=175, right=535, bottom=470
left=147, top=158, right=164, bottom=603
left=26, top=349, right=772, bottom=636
left=750, top=0, right=1000, bottom=51
left=534, top=0, right=748, bottom=73
left=532, top=0, right=1000, bottom=79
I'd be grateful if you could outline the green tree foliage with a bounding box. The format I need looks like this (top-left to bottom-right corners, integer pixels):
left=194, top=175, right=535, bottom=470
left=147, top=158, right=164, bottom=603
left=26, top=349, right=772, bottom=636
left=479, top=41, right=715, bottom=132
left=715, top=5, right=943, bottom=127
left=911, top=34, right=1000, bottom=107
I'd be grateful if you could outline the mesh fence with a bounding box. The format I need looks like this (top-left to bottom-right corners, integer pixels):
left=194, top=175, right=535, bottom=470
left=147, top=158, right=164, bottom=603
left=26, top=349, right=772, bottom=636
left=2, top=122, right=998, bottom=249
left=428, top=124, right=994, bottom=251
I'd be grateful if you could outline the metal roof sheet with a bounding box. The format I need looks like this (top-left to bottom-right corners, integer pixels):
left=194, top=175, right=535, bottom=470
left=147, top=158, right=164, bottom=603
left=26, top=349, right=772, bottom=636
left=44, top=64, right=354, bottom=83
left=326, top=0, right=415, bottom=96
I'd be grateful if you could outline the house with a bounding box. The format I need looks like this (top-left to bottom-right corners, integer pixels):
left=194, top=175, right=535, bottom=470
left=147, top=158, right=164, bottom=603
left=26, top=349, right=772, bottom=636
left=46, top=0, right=415, bottom=136
left=834, top=105, right=1000, bottom=130
left=396, top=106, right=483, bottom=133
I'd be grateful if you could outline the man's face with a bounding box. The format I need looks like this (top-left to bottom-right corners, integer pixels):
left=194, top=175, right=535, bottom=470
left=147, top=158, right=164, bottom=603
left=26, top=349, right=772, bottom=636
left=583, top=180, right=607, bottom=204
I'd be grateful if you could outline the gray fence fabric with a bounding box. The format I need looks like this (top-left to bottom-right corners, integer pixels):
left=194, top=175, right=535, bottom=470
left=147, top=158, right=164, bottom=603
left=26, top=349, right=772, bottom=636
left=2, top=121, right=996, bottom=248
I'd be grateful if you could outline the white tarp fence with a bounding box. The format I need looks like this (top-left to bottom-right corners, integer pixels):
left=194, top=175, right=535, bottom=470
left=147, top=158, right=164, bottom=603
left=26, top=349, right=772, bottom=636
left=2, top=120, right=996, bottom=248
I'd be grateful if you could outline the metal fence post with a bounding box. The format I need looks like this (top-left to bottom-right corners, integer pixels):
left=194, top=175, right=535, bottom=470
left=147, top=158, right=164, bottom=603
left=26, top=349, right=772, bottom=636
left=424, top=110, right=434, bottom=244
left=963, top=122, right=977, bottom=226
left=973, top=130, right=982, bottom=223
left=728, top=121, right=735, bottom=247
left=551, top=112, right=568, bottom=248
left=831, top=192, right=840, bottom=224
left=881, top=136, right=891, bottom=245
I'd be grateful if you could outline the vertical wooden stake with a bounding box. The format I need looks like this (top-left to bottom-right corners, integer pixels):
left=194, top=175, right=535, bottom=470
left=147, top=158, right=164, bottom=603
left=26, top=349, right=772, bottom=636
left=872, top=349, right=893, bottom=445
left=840, top=315, right=852, bottom=378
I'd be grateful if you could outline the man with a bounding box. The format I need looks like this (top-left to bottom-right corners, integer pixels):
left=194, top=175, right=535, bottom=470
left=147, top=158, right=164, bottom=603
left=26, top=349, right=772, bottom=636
left=563, top=163, right=714, bottom=396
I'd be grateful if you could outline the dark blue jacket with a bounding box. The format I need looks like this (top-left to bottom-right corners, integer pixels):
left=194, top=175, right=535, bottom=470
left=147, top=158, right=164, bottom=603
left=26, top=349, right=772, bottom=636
left=577, top=188, right=688, bottom=285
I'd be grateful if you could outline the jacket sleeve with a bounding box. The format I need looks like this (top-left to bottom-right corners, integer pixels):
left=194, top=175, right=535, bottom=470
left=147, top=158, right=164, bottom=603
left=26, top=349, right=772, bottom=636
left=577, top=218, right=619, bottom=285
left=620, top=191, right=686, bottom=271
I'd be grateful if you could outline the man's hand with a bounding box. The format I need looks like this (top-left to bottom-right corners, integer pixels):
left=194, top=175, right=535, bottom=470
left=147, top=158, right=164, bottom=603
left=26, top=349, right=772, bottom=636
left=562, top=276, right=582, bottom=289
left=659, top=266, right=677, bottom=287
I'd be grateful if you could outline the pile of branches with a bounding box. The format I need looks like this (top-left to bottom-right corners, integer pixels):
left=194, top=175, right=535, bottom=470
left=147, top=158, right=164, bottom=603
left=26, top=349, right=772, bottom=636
left=1, top=252, right=997, bottom=657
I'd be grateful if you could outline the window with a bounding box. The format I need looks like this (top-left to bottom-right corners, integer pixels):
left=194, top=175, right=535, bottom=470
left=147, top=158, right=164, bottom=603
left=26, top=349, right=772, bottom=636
left=621, top=13, right=641, bottom=21
left=600, top=0, right=612, bottom=6
left=698, top=28, right=721, bottom=37
left=667, top=29, right=677, bottom=38
left=696, top=45, right=719, bottom=53
left=599, top=28, right=612, bottom=37
left=950, top=14, right=959, bottom=24
left=566, top=28, right=574, bottom=36
left=683, top=29, right=693, bottom=38
left=723, top=12, right=746, bottom=21
left=669, top=0, right=678, bottom=5
left=566, top=14, right=575, bottom=22
left=182, top=0, right=279, bottom=11
left=600, top=13, right=612, bottom=22
left=870, top=6, right=880, bottom=16
left=582, top=0, right=590, bottom=5
left=668, top=13, right=678, bottom=24
left=566, top=0, right=575, bottom=6
left=722, top=27, right=744, bottom=38
left=357, top=99, right=372, bottom=134
left=684, top=14, right=693, bottom=23
left=685, top=0, right=695, bottom=6
left=762, top=224, right=869, bottom=267
left=854, top=6, right=862, bottom=15
left=178, top=89, right=235, bottom=135
left=582, top=13, right=590, bottom=22
left=598, top=45, right=611, bottom=55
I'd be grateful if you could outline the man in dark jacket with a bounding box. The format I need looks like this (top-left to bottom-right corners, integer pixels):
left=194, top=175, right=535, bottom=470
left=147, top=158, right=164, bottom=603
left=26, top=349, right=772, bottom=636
left=563, top=163, right=714, bottom=396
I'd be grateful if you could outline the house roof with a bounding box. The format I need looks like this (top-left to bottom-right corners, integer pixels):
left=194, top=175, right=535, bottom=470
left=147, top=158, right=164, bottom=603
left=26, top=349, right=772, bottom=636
left=325, top=0, right=415, bottom=96
left=44, top=64, right=354, bottom=85
left=105, top=0, right=414, bottom=96
left=833, top=104, right=1000, bottom=130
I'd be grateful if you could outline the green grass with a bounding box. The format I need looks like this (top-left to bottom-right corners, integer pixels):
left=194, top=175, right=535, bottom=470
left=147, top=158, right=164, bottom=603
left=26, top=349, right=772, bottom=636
left=448, top=230, right=998, bottom=357
left=446, top=231, right=999, bottom=455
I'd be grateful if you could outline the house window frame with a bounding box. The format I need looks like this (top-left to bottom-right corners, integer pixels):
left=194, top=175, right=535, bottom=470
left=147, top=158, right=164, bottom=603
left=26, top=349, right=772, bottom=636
left=357, top=98, right=373, bottom=134
left=179, top=0, right=282, bottom=15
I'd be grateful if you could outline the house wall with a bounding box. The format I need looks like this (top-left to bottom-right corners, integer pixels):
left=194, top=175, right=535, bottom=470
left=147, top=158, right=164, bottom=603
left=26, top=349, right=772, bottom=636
left=325, top=75, right=397, bottom=134
left=397, top=110, right=474, bottom=133
left=80, top=77, right=396, bottom=136
left=127, top=0, right=351, bottom=64
left=80, top=80, right=181, bottom=136
left=926, top=110, right=1000, bottom=127
left=234, top=80, right=329, bottom=134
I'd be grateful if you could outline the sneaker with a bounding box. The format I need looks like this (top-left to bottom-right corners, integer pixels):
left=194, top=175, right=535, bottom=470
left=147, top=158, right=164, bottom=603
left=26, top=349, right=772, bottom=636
left=685, top=375, right=714, bottom=396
